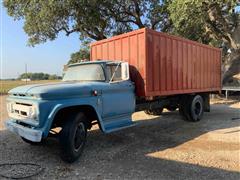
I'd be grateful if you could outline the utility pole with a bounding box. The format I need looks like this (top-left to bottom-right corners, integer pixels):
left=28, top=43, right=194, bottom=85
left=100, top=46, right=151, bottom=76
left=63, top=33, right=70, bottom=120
left=25, top=63, right=27, bottom=84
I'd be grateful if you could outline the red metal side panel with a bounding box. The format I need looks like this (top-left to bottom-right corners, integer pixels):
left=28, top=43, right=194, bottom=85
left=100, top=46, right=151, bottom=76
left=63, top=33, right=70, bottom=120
left=160, top=36, right=166, bottom=92
left=166, top=38, right=172, bottom=91
left=146, top=33, right=154, bottom=92
left=122, top=37, right=129, bottom=61
left=102, top=42, right=108, bottom=59
left=115, top=39, right=122, bottom=60
left=145, top=28, right=221, bottom=97
left=172, top=39, right=178, bottom=90
left=183, top=42, right=188, bottom=90
left=96, top=45, right=102, bottom=59
left=91, top=28, right=221, bottom=97
left=108, top=41, right=114, bottom=59
left=153, top=34, right=160, bottom=91
left=177, top=41, right=183, bottom=90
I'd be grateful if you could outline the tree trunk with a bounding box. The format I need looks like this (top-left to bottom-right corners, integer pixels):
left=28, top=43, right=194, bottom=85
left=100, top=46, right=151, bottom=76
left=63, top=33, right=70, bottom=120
left=222, top=49, right=240, bottom=85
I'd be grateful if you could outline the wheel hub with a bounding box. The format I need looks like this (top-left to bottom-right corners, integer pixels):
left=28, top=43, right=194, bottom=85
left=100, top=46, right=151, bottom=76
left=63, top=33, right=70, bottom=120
left=194, top=101, right=202, bottom=116
left=74, top=122, right=85, bottom=151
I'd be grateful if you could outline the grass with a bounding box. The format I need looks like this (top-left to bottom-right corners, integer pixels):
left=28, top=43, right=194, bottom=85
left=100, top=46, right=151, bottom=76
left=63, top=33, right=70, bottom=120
left=0, top=80, right=60, bottom=94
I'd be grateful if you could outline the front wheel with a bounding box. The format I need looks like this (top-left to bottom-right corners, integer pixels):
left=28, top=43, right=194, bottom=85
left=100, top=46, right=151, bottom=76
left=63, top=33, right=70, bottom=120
left=59, top=112, right=87, bottom=163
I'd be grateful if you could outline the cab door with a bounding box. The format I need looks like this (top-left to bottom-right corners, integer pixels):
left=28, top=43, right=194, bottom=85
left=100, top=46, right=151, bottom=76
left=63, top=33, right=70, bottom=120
left=101, top=63, right=135, bottom=132
left=101, top=81, right=135, bottom=118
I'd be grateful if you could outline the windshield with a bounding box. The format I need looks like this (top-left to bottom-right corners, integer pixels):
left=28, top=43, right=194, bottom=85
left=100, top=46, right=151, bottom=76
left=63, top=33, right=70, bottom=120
left=63, top=64, right=105, bottom=81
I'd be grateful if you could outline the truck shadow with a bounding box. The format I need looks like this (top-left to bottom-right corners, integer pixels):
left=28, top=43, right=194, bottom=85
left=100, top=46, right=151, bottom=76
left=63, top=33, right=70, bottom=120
left=0, top=103, right=239, bottom=179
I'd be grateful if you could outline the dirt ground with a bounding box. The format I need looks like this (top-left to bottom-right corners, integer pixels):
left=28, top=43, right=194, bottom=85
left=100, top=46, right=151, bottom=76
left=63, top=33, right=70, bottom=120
left=0, top=95, right=239, bottom=180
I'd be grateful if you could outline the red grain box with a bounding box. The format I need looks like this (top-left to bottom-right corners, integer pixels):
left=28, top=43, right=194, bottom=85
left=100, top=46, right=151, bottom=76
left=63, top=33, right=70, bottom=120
left=91, top=28, right=221, bottom=97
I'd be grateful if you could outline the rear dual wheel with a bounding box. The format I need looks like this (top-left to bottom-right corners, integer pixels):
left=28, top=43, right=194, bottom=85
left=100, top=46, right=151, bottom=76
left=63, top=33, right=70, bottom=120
left=180, top=95, right=204, bottom=122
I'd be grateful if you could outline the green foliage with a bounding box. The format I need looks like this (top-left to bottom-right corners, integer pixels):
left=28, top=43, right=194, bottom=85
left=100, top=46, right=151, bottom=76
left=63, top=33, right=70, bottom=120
left=19, top=73, right=61, bottom=80
left=168, top=0, right=240, bottom=48
left=49, top=74, right=60, bottom=80
left=68, top=49, right=90, bottom=65
left=68, top=40, right=90, bottom=64
left=168, top=0, right=207, bottom=42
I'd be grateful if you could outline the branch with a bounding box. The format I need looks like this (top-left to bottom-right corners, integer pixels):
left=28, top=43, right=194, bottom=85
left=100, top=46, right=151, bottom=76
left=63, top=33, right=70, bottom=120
left=206, top=20, right=238, bottom=49
left=83, top=27, right=107, bottom=40
left=132, top=0, right=144, bottom=28
left=107, top=7, right=137, bottom=25
left=207, top=3, right=231, bottom=33
left=110, top=0, right=145, bottom=28
left=151, top=19, right=161, bottom=30
left=52, top=26, right=80, bottom=36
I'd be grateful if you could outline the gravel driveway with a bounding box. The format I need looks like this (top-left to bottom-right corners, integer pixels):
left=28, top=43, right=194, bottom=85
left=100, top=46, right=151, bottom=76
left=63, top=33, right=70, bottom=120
left=0, top=95, right=239, bottom=180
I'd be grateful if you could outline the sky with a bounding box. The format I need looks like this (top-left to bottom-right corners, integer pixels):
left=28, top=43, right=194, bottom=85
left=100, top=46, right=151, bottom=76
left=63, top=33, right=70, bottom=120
left=0, top=3, right=81, bottom=79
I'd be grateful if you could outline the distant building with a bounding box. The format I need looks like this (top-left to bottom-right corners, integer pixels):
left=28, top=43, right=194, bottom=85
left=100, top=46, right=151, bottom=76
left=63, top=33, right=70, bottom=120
left=21, top=78, right=31, bottom=82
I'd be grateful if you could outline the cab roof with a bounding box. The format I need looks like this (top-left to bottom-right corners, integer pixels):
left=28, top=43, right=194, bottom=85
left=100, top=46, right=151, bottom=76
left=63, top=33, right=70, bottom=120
left=68, top=60, right=122, bottom=67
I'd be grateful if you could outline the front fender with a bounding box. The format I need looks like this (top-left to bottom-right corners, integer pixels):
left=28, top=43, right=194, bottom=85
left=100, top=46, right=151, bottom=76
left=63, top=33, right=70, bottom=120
left=41, top=97, right=104, bottom=137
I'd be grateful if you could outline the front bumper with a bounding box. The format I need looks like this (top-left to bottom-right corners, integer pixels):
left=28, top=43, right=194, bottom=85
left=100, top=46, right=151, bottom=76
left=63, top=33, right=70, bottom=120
left=5, top=120, right=43, bottom=142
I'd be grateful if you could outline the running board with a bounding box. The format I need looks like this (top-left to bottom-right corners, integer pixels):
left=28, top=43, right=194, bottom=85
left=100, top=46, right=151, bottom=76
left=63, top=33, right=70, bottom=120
left=102, top=114, right=135, bottom=133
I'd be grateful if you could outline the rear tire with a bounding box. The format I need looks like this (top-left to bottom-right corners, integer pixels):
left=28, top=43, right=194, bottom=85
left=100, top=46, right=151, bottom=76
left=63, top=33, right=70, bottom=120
left=59, top=112, right=87, bottom=163
left=180, top=95, right=204, bottom=122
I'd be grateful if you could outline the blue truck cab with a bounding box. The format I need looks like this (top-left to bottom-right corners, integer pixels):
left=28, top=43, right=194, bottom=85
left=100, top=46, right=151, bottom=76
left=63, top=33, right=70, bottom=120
left=5, top=60, right=136, bottom=162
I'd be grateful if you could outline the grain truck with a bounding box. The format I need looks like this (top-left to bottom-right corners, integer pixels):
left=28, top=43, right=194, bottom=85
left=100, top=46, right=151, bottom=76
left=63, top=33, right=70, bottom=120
left=5, top=28, right=221, bottom=162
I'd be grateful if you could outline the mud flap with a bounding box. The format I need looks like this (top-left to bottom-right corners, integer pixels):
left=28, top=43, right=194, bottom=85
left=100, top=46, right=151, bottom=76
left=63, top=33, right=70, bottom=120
left=202, top=94, right=210, bottom=112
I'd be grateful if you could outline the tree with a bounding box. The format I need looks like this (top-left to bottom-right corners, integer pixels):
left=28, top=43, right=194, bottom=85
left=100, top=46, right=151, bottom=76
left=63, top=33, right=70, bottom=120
left=4, top=0, right=172, bottom=46
left=68, top=40, right=91, bottom=64
left=49, top=74, right=61, bottom=80
left=168, top=0, right=240, bottom=84
left=19, top=73, right=61, bottom=80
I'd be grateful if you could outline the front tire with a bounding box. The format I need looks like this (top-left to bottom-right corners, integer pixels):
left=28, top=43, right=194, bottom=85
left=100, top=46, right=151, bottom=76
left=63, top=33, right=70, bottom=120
left=59, top=112, right=87, bottom=163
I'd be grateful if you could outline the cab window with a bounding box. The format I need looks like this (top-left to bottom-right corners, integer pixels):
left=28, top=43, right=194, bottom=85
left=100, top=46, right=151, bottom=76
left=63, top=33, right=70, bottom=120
left=106, top=64, right=122, bottom=82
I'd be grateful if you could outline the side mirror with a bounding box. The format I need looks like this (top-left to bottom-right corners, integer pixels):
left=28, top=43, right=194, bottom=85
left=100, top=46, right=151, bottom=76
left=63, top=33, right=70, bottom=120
left=121, top=62, right=130, bottom=81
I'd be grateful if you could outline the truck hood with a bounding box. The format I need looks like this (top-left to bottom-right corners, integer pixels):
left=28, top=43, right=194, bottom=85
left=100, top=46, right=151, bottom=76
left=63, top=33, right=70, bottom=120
left=9, top=81, right=106, bottom=99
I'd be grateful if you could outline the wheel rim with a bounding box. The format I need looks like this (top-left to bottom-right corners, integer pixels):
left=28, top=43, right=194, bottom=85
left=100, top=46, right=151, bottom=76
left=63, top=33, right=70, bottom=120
left=73, top=122, right=86, bottom=151
left=194, top=101, right=202, bottom=116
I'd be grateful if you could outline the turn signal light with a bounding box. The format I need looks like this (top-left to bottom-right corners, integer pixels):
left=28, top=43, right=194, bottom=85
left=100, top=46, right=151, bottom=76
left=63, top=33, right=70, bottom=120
left=92, top=90, right=98, bottom=96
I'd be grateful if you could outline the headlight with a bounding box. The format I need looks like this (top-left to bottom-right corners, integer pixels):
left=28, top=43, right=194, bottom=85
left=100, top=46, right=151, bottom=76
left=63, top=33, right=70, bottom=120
left=7, top=102, right=14, bottom=113
left=28, top=94, right=40, bottom=99
left=28, top=105, right=37, bottom=119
